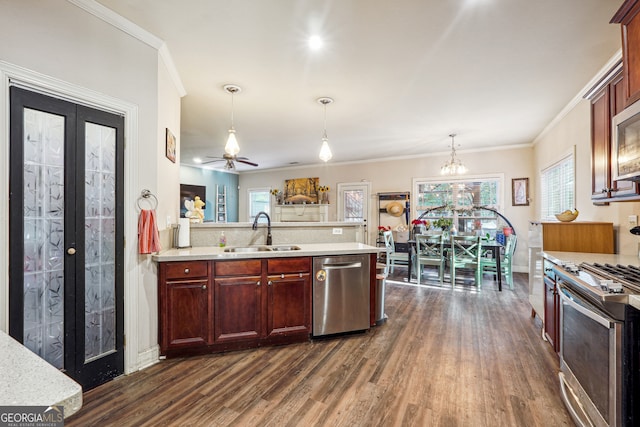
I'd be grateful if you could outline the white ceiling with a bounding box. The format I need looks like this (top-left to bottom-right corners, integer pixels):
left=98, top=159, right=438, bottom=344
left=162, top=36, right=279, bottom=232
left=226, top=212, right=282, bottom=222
left=96, top=0, right=622, bottom=171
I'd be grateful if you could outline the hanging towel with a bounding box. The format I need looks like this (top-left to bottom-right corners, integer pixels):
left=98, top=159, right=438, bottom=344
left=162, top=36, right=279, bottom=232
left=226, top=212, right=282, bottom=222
left=138, top=209, right=162, bottom=254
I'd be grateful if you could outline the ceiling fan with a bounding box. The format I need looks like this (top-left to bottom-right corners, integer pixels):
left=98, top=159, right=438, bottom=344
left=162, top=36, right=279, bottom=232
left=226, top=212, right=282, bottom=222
left=202, top=153, right=258, bottom=169
left=201, top=84, right=259, bottom=170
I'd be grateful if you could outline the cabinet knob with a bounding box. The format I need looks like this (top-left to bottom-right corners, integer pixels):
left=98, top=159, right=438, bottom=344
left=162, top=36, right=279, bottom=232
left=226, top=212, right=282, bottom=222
left=268, top=281, right=273, bottom=286
left=67, top=247, right=76, bottom=255
left=184, top=268, right=190, bottom=274
left=256, top=281, right=261, bottom=286
left=202, top=284, right=207, bottom=290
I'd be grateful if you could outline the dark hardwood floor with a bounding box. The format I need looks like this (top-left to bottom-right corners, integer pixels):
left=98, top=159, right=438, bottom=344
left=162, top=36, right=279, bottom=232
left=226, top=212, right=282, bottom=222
left=67, top=270, right=572, bottom=426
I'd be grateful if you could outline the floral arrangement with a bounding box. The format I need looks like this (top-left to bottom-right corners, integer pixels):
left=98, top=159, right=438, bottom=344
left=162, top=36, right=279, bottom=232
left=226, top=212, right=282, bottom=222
left=411, top=219, right=430, bottom=228
left=270, top=188, right=280, bottom=196
left=318, top=185, right=330, bottom=192
left=377, top=225, right=391, bottom=235
left=433, top=217, right=453, bottom=229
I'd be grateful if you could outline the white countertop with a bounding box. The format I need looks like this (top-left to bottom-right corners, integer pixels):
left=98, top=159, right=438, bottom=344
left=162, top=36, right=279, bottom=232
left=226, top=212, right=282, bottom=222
left=153, top=242, right=383, bottom=262
left=0, top=330, right=82, bottom=418
left=543, top=251, right=640, bottom=311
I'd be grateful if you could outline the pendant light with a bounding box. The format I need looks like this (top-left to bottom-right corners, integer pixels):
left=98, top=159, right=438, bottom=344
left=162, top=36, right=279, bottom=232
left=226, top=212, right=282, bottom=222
left=441, top=133, right=467, bottom=175
left=317, top=97, right=334, bottom=162
left=223, top=84, right=241, bottom=156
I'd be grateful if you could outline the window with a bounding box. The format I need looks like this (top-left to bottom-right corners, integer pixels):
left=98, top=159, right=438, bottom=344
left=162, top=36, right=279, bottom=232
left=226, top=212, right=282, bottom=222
left=248, top=188, right=270, bottom=222
left=412, top=175, right=505, bottom=234
left=541, top=152, right=575, bottom=221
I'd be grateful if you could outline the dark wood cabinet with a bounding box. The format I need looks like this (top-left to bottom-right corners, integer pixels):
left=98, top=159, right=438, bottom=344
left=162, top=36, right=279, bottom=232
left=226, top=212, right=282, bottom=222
left=543, top=260, right=559, bottom=354
left=158, top=261, right=212, bottom=352
left=612, top=0, right=640, bottom=107
left=159, top=256, right=313, bottom=357
left=214, top=259, right=262, bottom=343
left=266, top=257, right=311, bottom=338
left=588, top=64, right=639, bottom=201
left=214, top=275, right=262, bottom=343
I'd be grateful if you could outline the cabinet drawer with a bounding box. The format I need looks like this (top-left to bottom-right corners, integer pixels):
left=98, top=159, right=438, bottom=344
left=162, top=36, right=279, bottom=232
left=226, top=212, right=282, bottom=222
left=164, top=261, right=209, bottom=280
left=267, top=257, right=311, bottom=274
left=215, top=259, right=262, bottom=276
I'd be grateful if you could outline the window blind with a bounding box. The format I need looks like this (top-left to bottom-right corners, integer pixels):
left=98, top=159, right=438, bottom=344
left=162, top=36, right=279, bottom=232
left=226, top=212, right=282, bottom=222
left=541, top=154, right=574, bottom=220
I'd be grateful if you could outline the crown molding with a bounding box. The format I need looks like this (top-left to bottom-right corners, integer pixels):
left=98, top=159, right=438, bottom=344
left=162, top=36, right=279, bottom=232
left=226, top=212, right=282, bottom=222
left=532, top=49, right=622, bottom=145
left=66, top=0, right=186, bottom=97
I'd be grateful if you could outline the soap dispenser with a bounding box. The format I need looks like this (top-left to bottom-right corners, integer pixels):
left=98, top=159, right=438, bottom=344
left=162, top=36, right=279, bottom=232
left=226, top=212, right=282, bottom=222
left=219, top=231, right=226, bottom=247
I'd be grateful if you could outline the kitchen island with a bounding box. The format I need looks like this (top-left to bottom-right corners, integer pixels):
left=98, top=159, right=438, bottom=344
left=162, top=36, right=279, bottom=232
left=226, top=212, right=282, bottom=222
left=153, top=242, right=382, bottom=358
left=0, top=330, right=82, bottom=418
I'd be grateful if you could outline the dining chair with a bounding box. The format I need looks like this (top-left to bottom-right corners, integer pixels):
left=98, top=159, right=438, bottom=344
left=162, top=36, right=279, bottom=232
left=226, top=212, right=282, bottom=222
left=415, top=234, right=445, bottom=285
left=382, top=230, right=409, bottom=273
left=449, top=235, right=483, bottom=288
left=480, top=234, right=517, bottom=289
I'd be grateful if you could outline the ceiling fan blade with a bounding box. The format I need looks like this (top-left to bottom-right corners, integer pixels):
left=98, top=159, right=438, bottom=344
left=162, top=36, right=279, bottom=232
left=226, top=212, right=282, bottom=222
left=236, top=159, right=258, bottom=167
left=201, top=158, right=225, bottom=164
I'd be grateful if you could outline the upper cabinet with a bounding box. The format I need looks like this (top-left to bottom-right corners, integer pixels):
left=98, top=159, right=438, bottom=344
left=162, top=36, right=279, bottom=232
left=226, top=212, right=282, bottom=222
left=587, top=63, right=638, bottom=202
left=612, top=0, right=640, bottom=107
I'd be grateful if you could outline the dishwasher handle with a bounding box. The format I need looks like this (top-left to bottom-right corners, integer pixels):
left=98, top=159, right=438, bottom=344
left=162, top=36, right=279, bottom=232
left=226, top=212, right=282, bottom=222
left=322, top=262, right=362, bottom=270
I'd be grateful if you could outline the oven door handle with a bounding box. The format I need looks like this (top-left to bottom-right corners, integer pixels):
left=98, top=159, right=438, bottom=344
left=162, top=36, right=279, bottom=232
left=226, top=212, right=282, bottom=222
left=557, top=282, right=616, bottom=328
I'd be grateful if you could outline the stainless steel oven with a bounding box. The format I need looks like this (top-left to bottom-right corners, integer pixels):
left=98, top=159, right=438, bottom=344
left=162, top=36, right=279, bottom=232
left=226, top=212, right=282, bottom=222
left=558, top=282, right=622, bottom=427
left=554, top=263, right=640, bottom=427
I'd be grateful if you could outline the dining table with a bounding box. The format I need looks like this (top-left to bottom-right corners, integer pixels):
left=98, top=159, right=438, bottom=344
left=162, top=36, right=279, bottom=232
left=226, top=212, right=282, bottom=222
left=407, top=237, right=505, bottom=291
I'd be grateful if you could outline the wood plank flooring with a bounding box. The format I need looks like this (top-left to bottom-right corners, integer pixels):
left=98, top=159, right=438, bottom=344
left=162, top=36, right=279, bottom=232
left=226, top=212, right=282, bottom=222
left=66, top=271, right=573, bottom=426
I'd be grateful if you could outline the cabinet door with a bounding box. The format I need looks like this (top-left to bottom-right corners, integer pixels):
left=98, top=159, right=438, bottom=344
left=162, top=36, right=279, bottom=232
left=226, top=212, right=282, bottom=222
left=161, top=279, right=211, bottom=350
left=266, top=274, right=311, bottom=337
left=214, top=276, right=262, bottom=342
left=543, top=276, right=558, bottom=352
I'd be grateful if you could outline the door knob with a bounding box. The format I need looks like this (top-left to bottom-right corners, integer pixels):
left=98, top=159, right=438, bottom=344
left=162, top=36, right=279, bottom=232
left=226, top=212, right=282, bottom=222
left=67, top=247, right=76, bottom=255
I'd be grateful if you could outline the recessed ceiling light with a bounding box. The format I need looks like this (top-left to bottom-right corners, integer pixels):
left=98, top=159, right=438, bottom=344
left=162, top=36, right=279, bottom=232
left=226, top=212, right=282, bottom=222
left=308, top=35, right=323, bottom=50
left=193, top=157, right=202, bottom=164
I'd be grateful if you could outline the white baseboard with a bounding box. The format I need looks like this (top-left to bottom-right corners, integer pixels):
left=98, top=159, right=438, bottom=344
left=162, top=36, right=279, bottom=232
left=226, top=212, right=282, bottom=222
left=136, top=345, right=160, bottom=371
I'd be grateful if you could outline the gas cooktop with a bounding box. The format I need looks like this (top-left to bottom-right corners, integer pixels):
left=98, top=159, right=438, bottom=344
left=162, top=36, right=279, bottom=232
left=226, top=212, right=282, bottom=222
left=553, top=262, right=640, bottom=306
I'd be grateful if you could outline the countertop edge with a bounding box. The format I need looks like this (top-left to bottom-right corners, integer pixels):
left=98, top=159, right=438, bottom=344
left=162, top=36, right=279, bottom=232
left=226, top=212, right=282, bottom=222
left=152, top=242, right=384, bottom=262
left=0, top=330, right=83, bottom=418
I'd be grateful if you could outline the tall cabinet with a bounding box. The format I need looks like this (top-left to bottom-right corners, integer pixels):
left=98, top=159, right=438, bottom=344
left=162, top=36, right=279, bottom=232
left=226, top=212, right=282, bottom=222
left=587, top=62, right=638, bottom=202
left=216, top=185, right=227, bottom=223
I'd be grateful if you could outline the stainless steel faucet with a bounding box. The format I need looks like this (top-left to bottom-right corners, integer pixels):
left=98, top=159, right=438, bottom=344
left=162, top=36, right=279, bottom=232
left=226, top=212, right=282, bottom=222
left=252, top=211, right=272, bottom=245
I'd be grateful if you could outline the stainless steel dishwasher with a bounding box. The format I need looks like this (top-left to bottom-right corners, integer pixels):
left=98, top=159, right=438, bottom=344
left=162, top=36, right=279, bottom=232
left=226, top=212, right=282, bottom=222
left=312, top=254, right=370, bottom=336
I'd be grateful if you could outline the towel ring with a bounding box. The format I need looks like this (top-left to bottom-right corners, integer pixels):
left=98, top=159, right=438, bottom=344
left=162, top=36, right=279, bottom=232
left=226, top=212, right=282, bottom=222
left=137, top=189, right=158, bottom=210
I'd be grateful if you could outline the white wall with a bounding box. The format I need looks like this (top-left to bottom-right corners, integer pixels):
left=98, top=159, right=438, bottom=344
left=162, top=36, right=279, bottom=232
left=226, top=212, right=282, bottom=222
left=533, top=96, right=640, bottom=257
left=239, top=146, right=535, bottom=270
left=0, top=0, right=182, bottom=371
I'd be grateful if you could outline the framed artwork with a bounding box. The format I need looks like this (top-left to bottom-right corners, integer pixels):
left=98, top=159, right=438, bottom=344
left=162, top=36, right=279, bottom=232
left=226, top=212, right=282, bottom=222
left=284, top=177, right=319, bottom=204
left=180, top=184, right=206, bottom=217
left=166, top=128, right=176, bottom=163
left=512, top=177, right=529, bottom=206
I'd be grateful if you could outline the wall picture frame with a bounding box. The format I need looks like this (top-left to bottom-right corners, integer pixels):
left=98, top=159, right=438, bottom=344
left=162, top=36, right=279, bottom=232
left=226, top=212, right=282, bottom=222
left=512, top=177, right=529, bottom=206
left=166, top=128, right=176, bottom=163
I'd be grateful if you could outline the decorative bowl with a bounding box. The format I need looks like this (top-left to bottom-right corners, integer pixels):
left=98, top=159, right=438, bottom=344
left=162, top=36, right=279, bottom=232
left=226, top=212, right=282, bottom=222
left=555, top=211, right=579, bottom=222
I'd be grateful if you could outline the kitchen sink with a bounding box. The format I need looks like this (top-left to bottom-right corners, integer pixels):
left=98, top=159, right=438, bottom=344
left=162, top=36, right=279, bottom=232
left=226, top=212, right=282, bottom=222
left=223, top=245, right=301, bottom=253
left=270, top=245, right=301, bottom=251
left=223, top=246, right=273, bottom=253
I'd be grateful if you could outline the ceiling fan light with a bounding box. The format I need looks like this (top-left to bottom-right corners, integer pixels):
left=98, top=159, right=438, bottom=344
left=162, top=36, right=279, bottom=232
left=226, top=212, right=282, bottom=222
left=225, top=128, right=240, bottom=156
left=319, top=137, right=332, bottom=162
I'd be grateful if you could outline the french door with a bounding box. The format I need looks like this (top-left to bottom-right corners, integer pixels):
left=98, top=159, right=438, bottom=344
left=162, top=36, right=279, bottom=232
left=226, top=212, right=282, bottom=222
left=337, top=182, right=371, bottom=243
left=9, top=87, right=124, bottom=390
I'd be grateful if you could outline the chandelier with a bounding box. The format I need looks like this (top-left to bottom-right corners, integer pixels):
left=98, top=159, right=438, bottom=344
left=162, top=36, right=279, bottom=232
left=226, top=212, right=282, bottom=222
left=441, top=133, right=467, bottom=175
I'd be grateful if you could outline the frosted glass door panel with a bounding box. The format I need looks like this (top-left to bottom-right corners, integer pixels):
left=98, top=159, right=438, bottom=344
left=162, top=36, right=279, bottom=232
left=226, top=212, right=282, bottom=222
left=22, top=108, right=65, bottom=369
left=84, top=122, right=117, bottom=362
